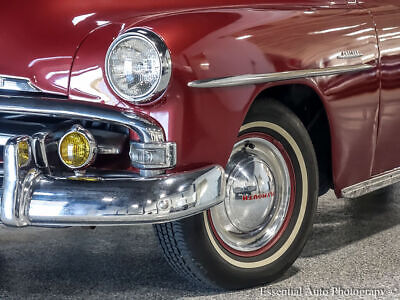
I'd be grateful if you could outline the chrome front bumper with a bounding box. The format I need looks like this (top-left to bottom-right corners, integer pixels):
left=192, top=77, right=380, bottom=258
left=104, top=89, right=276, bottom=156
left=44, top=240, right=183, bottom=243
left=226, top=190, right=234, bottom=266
left=0, top=136, right=225, bottom=227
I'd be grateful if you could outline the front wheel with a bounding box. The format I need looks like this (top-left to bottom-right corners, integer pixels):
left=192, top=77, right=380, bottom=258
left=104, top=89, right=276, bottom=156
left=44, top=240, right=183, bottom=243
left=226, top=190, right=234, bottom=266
left=155, top=99, right=318, bottom=290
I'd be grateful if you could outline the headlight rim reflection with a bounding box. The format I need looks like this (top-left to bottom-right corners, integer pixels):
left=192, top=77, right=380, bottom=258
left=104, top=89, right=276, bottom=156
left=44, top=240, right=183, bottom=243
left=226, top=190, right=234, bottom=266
left=105, top=28, right=172, bottom=105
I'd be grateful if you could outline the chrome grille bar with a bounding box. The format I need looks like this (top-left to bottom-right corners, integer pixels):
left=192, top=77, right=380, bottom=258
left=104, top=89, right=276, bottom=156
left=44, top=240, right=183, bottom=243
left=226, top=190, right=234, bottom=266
left=0, top=95, right=165, bottom=143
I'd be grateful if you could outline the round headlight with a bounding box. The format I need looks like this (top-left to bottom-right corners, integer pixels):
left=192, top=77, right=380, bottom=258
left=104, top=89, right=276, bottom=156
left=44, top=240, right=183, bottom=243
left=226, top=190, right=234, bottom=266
left=105, top=28, right=171, bottom=104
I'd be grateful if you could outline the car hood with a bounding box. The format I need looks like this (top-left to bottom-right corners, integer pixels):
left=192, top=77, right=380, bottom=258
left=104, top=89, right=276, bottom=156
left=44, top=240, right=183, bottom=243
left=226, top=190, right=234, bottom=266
left=0, top=0, right=274, bottom=95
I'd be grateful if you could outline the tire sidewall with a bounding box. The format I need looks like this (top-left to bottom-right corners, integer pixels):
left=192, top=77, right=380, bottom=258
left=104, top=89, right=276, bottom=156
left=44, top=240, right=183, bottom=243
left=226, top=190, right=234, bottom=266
left=179, top=100, right=318, bottom=289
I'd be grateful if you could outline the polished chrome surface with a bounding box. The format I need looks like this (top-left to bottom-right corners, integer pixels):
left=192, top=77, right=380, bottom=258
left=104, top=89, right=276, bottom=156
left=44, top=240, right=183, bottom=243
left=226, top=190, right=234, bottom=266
left=0, top=95, right=174, bottom=175
left=97, top=146, right=121, bottom=155
left=188, top=64, right=373, bottom=88
left=1, top=136, right=33, bottom=226
left=0, top=95, right=165, bottom=144
left=342, top=167, right=400, bottom=198
left=0, top=136, right=225, bottom=227
left=130, top=141, right=177, bottom=169
left=0, top=74, right=41, bottom=93
left=210, top=137, right=291, bottom=252
left=105, top=28, right=172, bottom=104
left=0, top=133, right=14, bottom=146
left=58, top=125, right=97, bottom=170
left=0, top=123, right=125, bottom=156
left=29, top=165, right=223, bottom=226
left=32, top=132, right=50, bottom=169
left=0, top=120, right=47, bottom=146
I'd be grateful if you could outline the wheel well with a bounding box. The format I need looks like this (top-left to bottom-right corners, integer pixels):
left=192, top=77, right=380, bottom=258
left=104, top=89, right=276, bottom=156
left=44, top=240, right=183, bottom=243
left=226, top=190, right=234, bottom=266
left=249, top=84, right=332, bottom=195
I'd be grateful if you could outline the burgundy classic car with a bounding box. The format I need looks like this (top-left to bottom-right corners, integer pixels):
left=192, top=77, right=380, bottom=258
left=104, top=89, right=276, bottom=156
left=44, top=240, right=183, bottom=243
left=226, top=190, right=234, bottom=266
left=0, top=0, right=399, bottom=290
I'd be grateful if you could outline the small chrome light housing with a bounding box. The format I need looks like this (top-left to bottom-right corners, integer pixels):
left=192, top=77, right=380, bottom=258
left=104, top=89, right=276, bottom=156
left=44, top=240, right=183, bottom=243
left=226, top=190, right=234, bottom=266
left=105, top=28, right=172, bottom=104
left=58, top=125, right=97, bottom=170
left=130, top=141, right=177, bottom=169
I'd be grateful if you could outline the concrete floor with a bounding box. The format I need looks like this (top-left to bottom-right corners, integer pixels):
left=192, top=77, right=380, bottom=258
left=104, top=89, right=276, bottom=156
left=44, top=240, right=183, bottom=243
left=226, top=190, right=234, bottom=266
left=0, top=187, right=399, bottom=299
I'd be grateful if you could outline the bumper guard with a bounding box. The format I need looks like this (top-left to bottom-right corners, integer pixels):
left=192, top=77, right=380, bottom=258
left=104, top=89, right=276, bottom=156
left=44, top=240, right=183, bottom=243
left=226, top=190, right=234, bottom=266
left=1, top=136, right=225, bottom=227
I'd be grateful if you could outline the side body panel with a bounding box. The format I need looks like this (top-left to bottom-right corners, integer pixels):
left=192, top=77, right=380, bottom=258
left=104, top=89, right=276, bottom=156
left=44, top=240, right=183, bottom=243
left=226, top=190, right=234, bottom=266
left=0, top=0, right=341, bottom=95
left=69, top=4, right=379, bottom=194
left=360, top=1, right=400, bottom=175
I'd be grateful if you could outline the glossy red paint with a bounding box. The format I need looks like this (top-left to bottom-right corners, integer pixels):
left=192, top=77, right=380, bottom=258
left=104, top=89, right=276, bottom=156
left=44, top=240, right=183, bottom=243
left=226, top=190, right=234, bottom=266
left=69, top=3, right=380, bottom=195
left=0, top=0, right=345, bottom=94
left=358, top=1, right=400, bottom=175
left=2, top=1, right=399, bottom=196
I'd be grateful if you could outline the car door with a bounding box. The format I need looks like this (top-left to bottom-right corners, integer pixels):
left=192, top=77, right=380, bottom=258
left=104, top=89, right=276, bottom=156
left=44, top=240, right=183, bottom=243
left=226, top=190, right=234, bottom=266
left=362, top=1, right=400, bottom=175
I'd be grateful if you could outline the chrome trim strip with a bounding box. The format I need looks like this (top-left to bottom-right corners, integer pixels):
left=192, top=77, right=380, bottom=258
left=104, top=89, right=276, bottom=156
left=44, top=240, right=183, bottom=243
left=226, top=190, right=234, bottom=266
left=0, top=95, right=168, bottom=176
left=341, top=167, right=400, bottom=198
left=0, top=95, right=165, bottom=143
left=188, top=64, right=374, bottom=88
left=1, top=136, right=225, bottom=227
left=0, top=120, right=47, bottom=147
left=0, top=74, right=41, bottom=93
left=32, top=132, right=50, bottom=170
left=97, top=145, right=122, bottom=155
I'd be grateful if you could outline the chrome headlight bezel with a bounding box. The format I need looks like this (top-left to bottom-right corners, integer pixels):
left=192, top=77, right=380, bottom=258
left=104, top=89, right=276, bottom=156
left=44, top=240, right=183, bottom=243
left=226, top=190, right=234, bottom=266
left=105, top=28, right=172, bottom=104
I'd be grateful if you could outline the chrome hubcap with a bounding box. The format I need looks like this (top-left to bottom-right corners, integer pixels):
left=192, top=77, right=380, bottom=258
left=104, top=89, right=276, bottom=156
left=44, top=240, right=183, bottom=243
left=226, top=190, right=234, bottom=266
left=210, top=137, right=292, bottom=253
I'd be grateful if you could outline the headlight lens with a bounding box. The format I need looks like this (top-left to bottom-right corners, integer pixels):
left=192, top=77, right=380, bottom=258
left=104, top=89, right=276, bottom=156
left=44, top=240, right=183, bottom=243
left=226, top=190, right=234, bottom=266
left=105, top=29, right=171, bottom=104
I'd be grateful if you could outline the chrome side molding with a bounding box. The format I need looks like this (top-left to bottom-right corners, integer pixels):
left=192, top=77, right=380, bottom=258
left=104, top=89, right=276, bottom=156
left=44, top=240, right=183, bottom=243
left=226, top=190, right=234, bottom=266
left=188, top=64, right=373, bottom=88
left=341, top=167, right=400, bottom=198
left=0, top=74, right=41, bottom=93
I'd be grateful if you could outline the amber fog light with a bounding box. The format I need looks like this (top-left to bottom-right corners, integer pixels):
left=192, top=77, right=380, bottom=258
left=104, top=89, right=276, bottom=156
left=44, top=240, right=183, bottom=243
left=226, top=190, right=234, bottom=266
left=17, top=139, right=31, bottom=168
left=58, top=125, right=97, bottom=169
